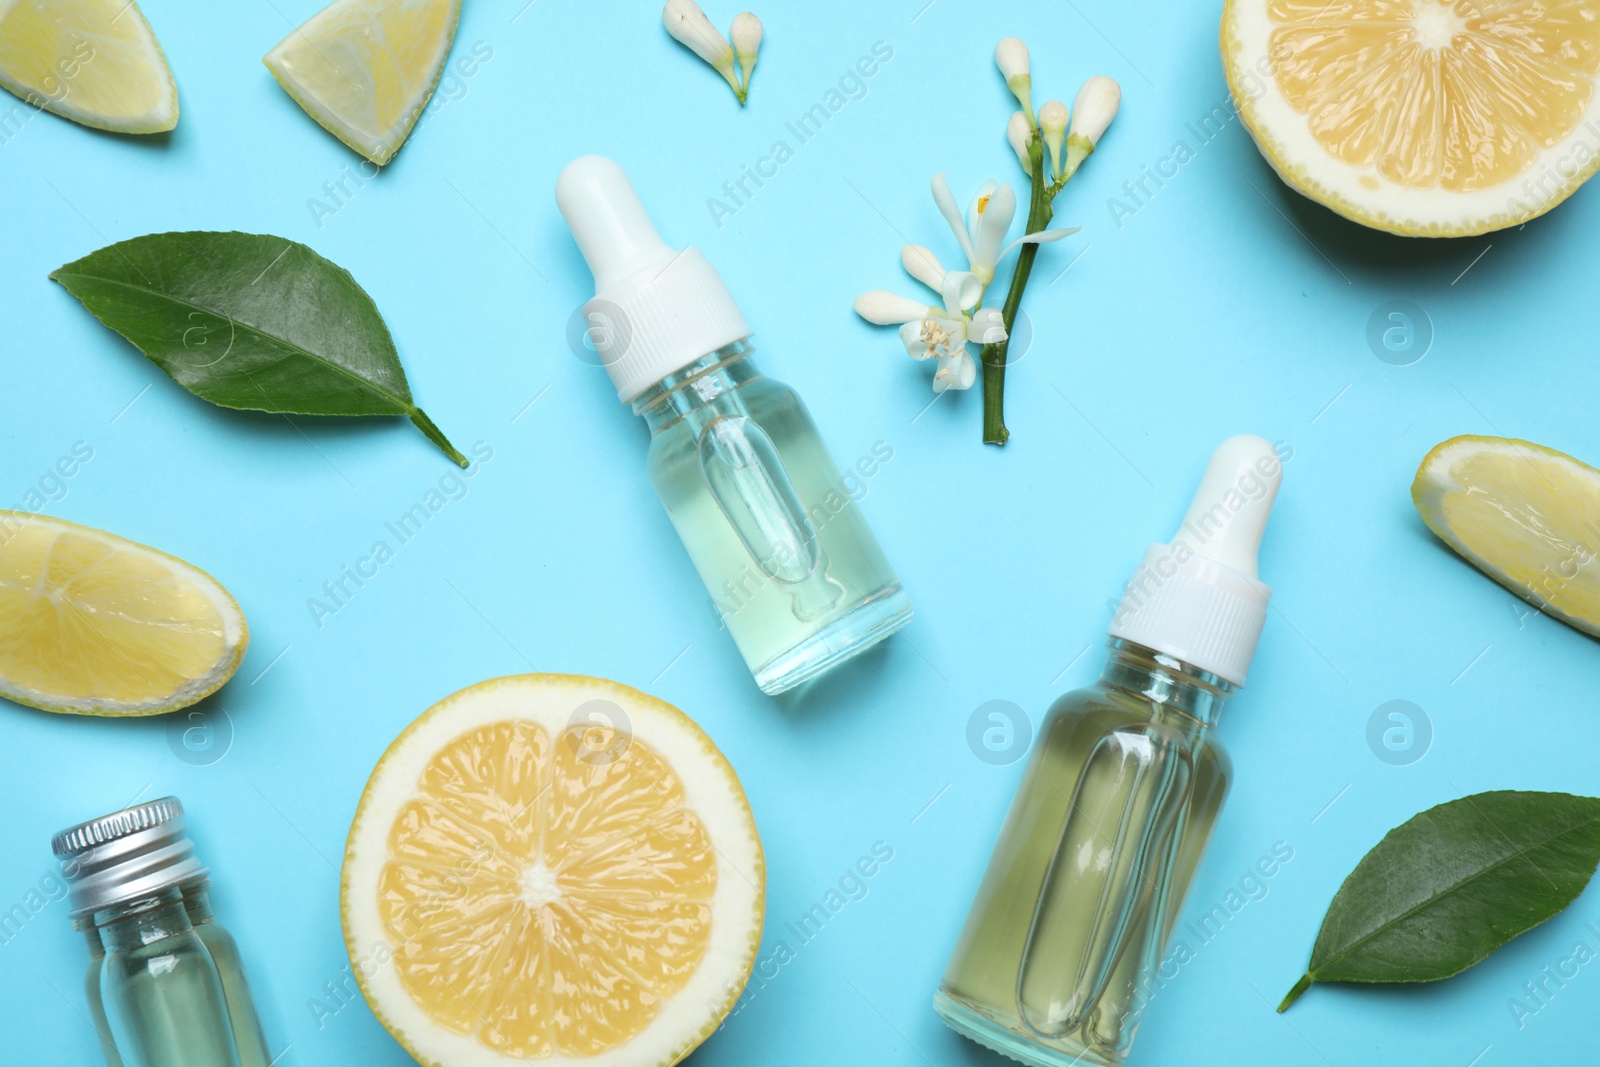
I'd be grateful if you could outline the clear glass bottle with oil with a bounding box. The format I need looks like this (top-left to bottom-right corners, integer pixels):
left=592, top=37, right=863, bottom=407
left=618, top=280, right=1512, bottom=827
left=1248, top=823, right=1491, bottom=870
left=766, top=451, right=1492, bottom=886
left=558, top=156, right=912, bottom=693
left=181, top=879, right=273, bottom=1067
left=937, top=436, right=1284, bottom=1066
left=53, top=797, right=272, bottom=1067
left=76, top=914, right=123, bottom=1067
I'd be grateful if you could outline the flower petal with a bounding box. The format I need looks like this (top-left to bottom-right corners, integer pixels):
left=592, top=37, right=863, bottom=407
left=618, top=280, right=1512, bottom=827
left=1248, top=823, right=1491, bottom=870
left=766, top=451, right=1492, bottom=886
left=930, top=172, right=975, bottom=263
left=855, top=291, right=933, bottom=325
left=940, top=270, right=982, bottom=314
left=969, top=307, right=1008, bottom=344
left=998, top=225, right=1079, bottom=260
left=970, top=182, right=1017, bottom=279
left=933, top=349, right=977, bottom=392
left=901, top=244, right=945, bottom=294
left=898, top=320, right=933, bottom=359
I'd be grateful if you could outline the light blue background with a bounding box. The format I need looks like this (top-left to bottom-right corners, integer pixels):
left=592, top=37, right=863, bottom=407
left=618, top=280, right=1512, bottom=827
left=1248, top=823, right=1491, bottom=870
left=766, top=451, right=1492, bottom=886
left=3, top=0, right=1598, bottom=1064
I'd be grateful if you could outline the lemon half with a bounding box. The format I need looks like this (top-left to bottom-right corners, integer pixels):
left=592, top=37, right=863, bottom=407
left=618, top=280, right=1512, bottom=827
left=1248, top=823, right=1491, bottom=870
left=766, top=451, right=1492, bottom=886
left=342, top=674, right=765, bottom=1067
left=1223, top=0, right=1600, bottom=236
left=264, top=0, right=461, bottom=165
left=1413, top=435, right=1600, bottom=638
left=0, top=512, right=247, bottom=716
left=0, top=0, right=178, bottom=134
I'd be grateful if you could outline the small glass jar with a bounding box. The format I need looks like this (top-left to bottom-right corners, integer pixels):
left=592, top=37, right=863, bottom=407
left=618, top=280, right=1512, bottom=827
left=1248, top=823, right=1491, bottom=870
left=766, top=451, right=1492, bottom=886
left=636, top=342, right=913, bottom=693
left=53, top=797, right=270, bottom=1067
left=96, top=887, right=242, bottom=1067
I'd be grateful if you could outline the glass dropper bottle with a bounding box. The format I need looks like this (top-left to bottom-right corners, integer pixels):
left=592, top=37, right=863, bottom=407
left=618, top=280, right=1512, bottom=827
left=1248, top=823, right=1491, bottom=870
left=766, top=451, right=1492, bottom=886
left=937, top=436, right=1285, bottom=1066
left=556, top=155, right=914, bottom=694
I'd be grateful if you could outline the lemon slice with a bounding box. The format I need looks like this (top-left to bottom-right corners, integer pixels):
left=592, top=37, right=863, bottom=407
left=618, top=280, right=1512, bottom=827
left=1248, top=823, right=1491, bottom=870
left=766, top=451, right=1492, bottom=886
left=263, top=0, right=460, bottom=165
left=342, top=674, right=764, bottom=1067
left=1222, top=0, right=1600, bottom=235
left=1413, top=435, right=1600, bottom=638
left=0, top=512, right=247, bottom=716
left=0, top=0, right=178, bottom=134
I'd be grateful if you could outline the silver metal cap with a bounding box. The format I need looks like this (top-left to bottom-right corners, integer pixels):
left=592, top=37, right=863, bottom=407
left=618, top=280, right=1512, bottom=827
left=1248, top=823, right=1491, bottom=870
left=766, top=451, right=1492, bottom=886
left=52, top=797, right=208, bottom=918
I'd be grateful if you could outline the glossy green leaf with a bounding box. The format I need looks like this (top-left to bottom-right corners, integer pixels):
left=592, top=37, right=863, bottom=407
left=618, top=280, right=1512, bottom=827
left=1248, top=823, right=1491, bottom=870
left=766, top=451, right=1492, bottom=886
left=51, top=231, right=466, bottom=466
left=1279, top=790, right=1600, bottom=1010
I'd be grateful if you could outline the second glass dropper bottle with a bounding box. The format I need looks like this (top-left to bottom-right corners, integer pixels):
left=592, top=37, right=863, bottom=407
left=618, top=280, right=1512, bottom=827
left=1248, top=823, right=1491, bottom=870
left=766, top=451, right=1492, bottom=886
left=938, top=435, right=1285, bottom=1066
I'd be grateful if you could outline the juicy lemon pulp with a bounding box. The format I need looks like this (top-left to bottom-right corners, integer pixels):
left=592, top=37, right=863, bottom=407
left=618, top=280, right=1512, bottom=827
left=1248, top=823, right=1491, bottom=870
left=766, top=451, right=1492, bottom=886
left=1414, top=436, right=1600, bottom=637
left=379, top=719, right=718, bottom=1058
left=0, top=514, right=244, bottom=715
left=0, top=0, right=178, bottom=133
left=1268, top=0, right=1600, bottom=192
left=263, top=0, right=460, bottom=165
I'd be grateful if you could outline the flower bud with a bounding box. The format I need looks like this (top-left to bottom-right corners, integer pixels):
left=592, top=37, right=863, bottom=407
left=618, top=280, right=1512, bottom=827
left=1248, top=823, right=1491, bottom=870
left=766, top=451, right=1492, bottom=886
left=1039, top=99, right=1068, bottom=178
left=994, top=37, right=1033, bottom=119
left=1006, top=110, right=1032, bottom=176
left=1064, top=75, right=1120, bottom=177
left=731, top=12, right=762, bottom=91
left=663, top=0, right=743, bottom=100
left=901, top=244, right=946, bottom=293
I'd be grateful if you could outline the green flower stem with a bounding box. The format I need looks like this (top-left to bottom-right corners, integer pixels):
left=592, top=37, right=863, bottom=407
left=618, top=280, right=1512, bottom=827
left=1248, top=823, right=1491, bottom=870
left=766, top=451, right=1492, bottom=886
left=981, top=132, right=1054, bottom=446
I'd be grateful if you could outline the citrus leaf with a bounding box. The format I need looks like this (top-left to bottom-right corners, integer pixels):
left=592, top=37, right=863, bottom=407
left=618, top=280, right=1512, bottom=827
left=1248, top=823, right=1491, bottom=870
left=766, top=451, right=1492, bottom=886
left=1279, top=790, right=1600, bottom=1011
left=50, top=231, right=466, bottom=466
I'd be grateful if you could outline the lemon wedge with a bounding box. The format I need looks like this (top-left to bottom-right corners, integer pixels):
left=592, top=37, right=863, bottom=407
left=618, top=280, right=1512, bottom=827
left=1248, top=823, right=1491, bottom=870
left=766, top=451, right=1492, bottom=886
left=264, top=0, right=461, bottom=165
left=0, top=0, right=178, bottom=134
left=1413, top=435, right=1600, bottom=638
left=1223, top=0, right=1600, bottom=235
left=0, top=512, right=247, bottom=716
left=342, top=674, right=764, bottom=1066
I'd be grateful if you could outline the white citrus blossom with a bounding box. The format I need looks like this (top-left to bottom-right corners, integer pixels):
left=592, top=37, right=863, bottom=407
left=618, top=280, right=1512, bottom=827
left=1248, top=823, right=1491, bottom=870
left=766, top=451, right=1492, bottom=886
left=664, top=0, right=743, bottom=101
left=1039, top=99, right=1069, bottom=178
left=855, top=171, right=1077, bottom=393
left=854, top=272, right=988, bottom=392
left=1006, top=110, right=1032, bottom=175
left=731, top=12, right=761, bottom=95
left=933, top=172, right=1076, bottom=286
left=910, top=274, right=983, bottom=391
left=1064, top=75, right=1121, bottom=177
left=995, top=37, right=1033, bottom=121
left=855, top=265, right=994, bottom=392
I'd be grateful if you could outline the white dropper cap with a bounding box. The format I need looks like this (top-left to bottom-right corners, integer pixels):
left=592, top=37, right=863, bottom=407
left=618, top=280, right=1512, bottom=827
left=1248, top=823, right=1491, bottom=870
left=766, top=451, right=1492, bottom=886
left=556, top=155, right=751, bottom=401
left=1107, top=435, right=1283, bottom=686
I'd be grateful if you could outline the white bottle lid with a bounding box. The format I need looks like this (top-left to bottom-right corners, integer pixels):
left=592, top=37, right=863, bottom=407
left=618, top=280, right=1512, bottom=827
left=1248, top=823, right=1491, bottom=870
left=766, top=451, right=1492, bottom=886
left=1107, top=435, right=1283, bottom=687
left=556, top=155, right=752, bottom=402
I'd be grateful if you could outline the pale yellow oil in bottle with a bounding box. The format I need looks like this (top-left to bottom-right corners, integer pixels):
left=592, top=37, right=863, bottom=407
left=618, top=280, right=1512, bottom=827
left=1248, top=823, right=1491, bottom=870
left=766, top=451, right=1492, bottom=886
left=936, top=641, right=1231, bottom=1066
